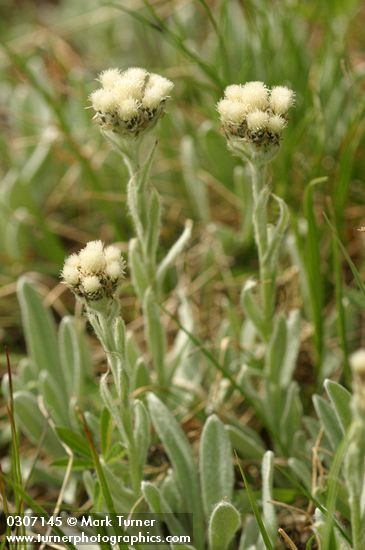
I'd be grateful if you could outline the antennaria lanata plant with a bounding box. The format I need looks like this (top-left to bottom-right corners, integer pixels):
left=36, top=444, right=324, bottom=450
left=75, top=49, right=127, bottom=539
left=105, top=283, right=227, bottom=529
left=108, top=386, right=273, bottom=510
left=1, top=1, right=365, bottom=549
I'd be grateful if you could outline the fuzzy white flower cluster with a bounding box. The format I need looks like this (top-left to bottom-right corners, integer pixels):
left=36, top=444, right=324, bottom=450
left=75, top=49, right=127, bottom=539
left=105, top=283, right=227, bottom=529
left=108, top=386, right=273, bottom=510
left=217, top=82, right=295, bottom=151
left=90, top=67, right=174, bottom=137
left=61, top=241, right=126, bottom=301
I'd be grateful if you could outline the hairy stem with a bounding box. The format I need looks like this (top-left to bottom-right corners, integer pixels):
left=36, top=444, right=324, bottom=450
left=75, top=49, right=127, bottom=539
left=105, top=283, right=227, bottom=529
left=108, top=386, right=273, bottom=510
left=249, top=161, right=274, bottom=338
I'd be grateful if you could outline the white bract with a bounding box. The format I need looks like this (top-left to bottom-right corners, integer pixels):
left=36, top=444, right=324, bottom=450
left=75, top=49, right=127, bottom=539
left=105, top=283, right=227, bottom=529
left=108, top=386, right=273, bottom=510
left=61, top=241, right=126, bottom=301
left=90, top=67, right=174, bottom=137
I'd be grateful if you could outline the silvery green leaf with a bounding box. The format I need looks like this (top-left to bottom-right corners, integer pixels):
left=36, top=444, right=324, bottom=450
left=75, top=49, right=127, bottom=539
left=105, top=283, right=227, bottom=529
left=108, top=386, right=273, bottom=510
left=147, top=394, right=204, bottom=547
left=2, top=359, right=35, bottom=395
left=261, top=451, right=277, bottom=545
left=129, top=238, right=149, bottom=300
left=18, top=358, right=38, bottom=385
left=292, top=430, right=307, bottom=458
left=208, top=501, right=241, bottom=550
left=146, top=187, right=161, bottom=264
left=133, top=399, right=150, bottom=475
left=239, top=516, right=259, bottom=549
left=161, top=469, right=184, bottom=513
left=59, top=316, right=82, bottom=399
left=99, top=374, right=125, bottom=439
left=157, top=219, right=193, bottom=284
left=126, top=330, right=141, bottom=370
left=113, top=316, right=126, bottom=360
left=142, top=481, right=187, bottom=537
left=143, top=288, right=167, bottom=386
left=264, top=383, right=282, bottom=434
left=181, top=135, right=210, bottom=220
left=236, top=366, right=265, bottom=420
left=225, top=425, right=265, bottom=460
left=200, top=415, right=234, bottom=519
left=288, top=458, right=311, bottom=491
left=17, top=277, right=63, bottom=386
left=303, top=416, right=321, bottom=440
left=240, top=318, right=257, bottom=349
left=324, top=379, right=352, bottom=434
left=40, top=371, right=69, bottom=426
left=168, top=292, right=193, bottom=373
left=313, top=395, right=343, bottom=450
left=13, top=391, right=63, bottom=456
left=82, top=470, right=96, bottom=503
left=133, top=358, right=151, bottom=390
left=102, top=464, right=136, bottom=510
left=127, top=177, right=144, bottom=243
left=279, top=382, right=302, bottom=453
left=241, top=279, right=267, bottom=341
left=263, top=193, right=289, bottom=272
left=280, top=309, right=301, bottom=387
left=113, top=316, right=129, bottom=384
left=265, top=314, right=287, bottom=384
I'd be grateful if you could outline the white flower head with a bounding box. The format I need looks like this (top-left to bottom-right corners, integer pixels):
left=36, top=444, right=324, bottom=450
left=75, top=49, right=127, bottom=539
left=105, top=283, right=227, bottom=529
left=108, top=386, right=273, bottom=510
left=79, top=240, right=105, bottom=274
left=90, top=89, right=119, bottom=114
left=64, top=253, right=80, bottom=269
left=267, top=114, right=287, bottom=135
left=105, top=261, right=123, bottom=280
left=246, top=110, right=269, bottom=132
left=104, top=245, right=122, bottom=262
left=82, top=275, right=102, bottom=295
left=224, top=84, right=245, bottom=102
left=270, top=86, right=295, bottom=115
left=98, top=68, right=122, bottom=89
left=61, top=241, right=126, bottom=302
left=90, top=66, right=174, bottom=137
left=61, top=264, right=79, bottom=286
left=217, top=80, right=294, bottom=159
left=239, top=81, right=269, bottom=112
left=117, top=98, right=139, bottom=121
left=217, top=99, right=246, bottom=125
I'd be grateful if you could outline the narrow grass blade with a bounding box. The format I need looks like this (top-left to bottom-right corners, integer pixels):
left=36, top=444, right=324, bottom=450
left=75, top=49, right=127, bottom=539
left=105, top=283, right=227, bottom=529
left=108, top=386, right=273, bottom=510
left=0, top=472, right=78, bottom=550
left=323, top=212, right=365, bottom=296
left=303, top=178, right=327, bottom=378
left=160, top=304, right=266, bottom=425
left=77, top=409, right=129, bottom=550
left=234, top=451, right=274, bottom=550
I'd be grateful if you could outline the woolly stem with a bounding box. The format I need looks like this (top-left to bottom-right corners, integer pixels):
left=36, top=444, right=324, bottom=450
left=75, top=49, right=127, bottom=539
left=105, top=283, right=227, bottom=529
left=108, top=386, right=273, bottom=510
left=88, top=308, right=141, bottom=492
left=123, top=140, right=167, bottom=387
left=344, top=419, right=365, bottom=550
left=249, top=161, right=274, bottom=339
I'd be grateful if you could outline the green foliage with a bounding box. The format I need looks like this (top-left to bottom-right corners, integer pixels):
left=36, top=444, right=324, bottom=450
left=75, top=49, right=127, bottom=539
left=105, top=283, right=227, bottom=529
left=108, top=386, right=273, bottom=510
left=2, top=0, right=365, bottom=548
left=199, top=414, right=234, bottom=518
left=208, top=501, right=241, bottom=550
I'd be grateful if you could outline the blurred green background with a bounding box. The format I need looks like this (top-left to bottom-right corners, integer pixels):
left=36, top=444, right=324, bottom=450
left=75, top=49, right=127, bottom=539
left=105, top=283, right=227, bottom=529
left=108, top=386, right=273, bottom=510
left=1, top=0, right=365, bottom=355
